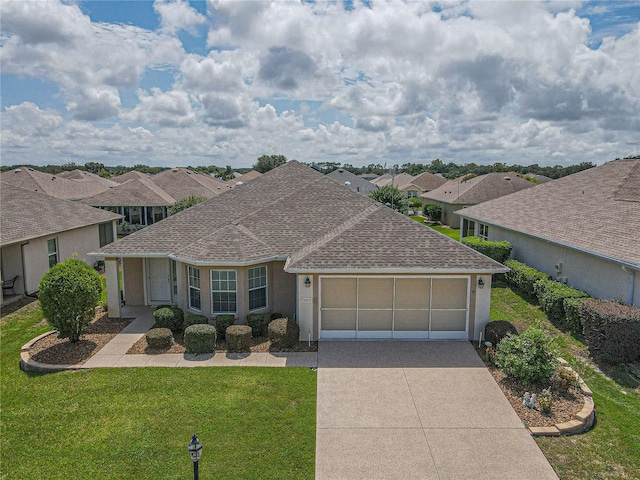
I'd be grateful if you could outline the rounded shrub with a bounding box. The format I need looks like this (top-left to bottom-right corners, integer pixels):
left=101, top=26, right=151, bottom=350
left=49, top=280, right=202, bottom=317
left=212, top=314, right=235, bottom=339
left=146, top=328, right=174, bottom=350
left=226, top=325, right=252, bottom=352
left=495, top=324, right=557, bottom=386
left=268, top=317, right=300, bottom=349
left=551, top=366, right=577, bottom=394
left=153, top=306, right=184, bottom=332
left=484, top=320, right=518, bottom=348
left=246, top=313, right=267, bottom=337
left=184, top=324, right=217, bottom=354
left=270, top=312, right=284, bottom=320
left=184, top=313, right=209, bottom=330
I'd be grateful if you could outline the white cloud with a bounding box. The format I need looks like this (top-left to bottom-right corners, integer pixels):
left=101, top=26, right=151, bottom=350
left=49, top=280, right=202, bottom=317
left=154, top=0, right=206, bottom=35
left=125, top=88, right=196, bottom=127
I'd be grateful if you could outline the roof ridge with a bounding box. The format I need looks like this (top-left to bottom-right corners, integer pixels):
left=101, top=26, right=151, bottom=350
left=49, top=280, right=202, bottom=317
left=612, top=159, right=640, bottom=202
left=235, top=224, right=270, bottom=248
left=141, top=176, right=178, bottom=203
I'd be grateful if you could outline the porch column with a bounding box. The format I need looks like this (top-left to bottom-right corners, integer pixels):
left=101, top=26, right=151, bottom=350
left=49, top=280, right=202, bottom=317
left=105, top=257, right=121, bottom=318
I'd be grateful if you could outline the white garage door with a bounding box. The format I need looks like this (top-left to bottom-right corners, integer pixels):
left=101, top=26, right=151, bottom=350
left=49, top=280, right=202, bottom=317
left=319, top=276, right=469, bottom=340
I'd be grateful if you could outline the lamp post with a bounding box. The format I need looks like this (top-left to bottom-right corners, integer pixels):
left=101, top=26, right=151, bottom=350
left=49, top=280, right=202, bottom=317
left=187, top=434, right=202, bottom=480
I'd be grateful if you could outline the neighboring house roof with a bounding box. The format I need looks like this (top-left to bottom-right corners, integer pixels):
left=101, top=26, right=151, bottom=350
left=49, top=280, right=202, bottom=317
left=0, top=167, right=110, bottom=201
left=398, top=171, right=448, bottom=192
left=0, top=182, right=121, bottom=246
left=372, top=173, right=414, bottom=188
left=57, top=169, right=119, bottom=187
left=326, top=169, right=378, bottom=195
left=358, top=173, right=379, bottom=180
left=98, top=161, right=506, bottom=273
left=225, top=170, right=262, bottom=188
left=421, top=172, right=534, bottom=205
left=152, top=168, right=226, bottom=201
left=456, top=159, right=640, bottom=268
left=80, top=177, right=177, bottom=207
left=111, top=170, right=150, bottom=183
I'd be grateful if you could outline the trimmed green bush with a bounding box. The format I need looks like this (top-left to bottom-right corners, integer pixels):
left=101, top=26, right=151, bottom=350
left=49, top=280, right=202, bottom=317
left=268, top=317, right=300, bottom=349
left=153, top=306, right=184, bottom=332
left=484, top=320, right=518, bottom=348
left=423, top=203, right=442, bottom=222
left=461, top=237, right=512, bottom=263
left=495, top=324, right=557, bottom=386
left=246, top=313, right=267, bottom=337
left=504, top=259, right=551, bottom=300
left=563, top=297, right=588, bottom=334
left=534, top=279, right=590, bottom=329
left=551, top=366, right=577, bottom=394
left=145, top=328, right=174, bottom=350
left=226, top=325, right=252, bottom=352
left=38, top=258, right=102, bottom=342
left=184, top=324, right=217, bottom=354
left=212, top=314, right=235, bottom=339
left=580, top=299, right=640, bottom=364
left=184, top=313, right=209, bottom=330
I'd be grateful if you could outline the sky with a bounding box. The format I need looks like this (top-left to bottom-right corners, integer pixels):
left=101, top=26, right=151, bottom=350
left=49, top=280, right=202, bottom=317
left=1, top=0, right=639, bottom=169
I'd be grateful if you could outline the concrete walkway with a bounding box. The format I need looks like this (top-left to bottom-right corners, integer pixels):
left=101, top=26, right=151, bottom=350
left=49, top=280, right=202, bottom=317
left=315, top=341, right=559, bottom=480
left=81, top=306, right=317, bottom=369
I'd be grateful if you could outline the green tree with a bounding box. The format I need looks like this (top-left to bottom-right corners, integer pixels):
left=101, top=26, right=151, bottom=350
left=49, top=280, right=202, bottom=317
left=169, top=195, right=206, bottom=215
left=39, top=258, right=102, bottom=342
left=84, top=162, right=105, bottom=174
left=253, top=155, right=287, bottom=173
left=423, top=203, right=442, bottom=222
left=369, top=186, right=408, bottom=212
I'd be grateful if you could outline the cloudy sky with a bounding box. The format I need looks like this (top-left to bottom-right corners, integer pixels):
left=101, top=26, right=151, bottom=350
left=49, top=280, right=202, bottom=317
left=1, top=0, right=638, bottom=168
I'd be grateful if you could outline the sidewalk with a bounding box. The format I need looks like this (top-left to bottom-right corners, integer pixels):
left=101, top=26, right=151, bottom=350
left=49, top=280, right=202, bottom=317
left=81, top=306, right=317, bottom=369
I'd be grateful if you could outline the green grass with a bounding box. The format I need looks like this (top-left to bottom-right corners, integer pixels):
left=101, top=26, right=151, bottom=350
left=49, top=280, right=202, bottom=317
left=1, top=303, right=316, bottom=480
left=409, top=216, right=460, bottom=241
left=490, top=282, right=640, bottom=480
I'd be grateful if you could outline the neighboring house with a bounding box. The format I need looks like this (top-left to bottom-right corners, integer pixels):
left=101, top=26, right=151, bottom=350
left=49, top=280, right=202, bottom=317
left=151, top=167, right=228, bottom=199
left=225, top=170, right=262, bottom=188
left=0, top=167, right=111, bottom=201
left=0, top=183, right=120, bottom=303
left=457, top=159, right=640, bottom=306
left=359, top=173, right=379, bottom=181
left=57, top=169, right=119, bottom=188
left=94, top=161, right=507, bottom=341
left=326, top=168, right=378, bottom=196
left=421, top=172, right=535, bottom=228
left=111, top=170, right=150, bottom=183
left=398, top=171, right=447, bottom=198
left=372, top=172, right=414, bottom=188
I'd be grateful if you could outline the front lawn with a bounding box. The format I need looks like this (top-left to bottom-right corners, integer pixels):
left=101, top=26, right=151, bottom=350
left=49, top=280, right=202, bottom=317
left=490, top=282, right=640, bottom=480
left=409, top=216, right=460, bottom=241
left=1, top=303, right=316, bottom=480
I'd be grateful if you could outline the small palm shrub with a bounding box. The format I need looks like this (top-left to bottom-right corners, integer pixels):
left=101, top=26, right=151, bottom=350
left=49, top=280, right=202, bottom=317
left=495, top=324, right=557, bottom=386
left=184, top=324, right=217, bottom=354
left=226, top=325, right=252, bottom=352
left=146, top=328, right=174, bottom=350
left=153, top=306, right=184, bottom=332
left=268, top=317, right=300, bottom=349
left=212, top=314, right=235, bottom=339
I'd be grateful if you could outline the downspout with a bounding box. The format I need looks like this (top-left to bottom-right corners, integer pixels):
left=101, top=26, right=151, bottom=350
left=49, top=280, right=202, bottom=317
left=621, top=266, right=636, bottom=306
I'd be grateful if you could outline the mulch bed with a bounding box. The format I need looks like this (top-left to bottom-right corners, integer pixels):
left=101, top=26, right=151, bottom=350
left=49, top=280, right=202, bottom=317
left=127, top=332, right=318, bottom=355
left=473, top=342, right=585, bottom=427
left=29, top=313, right=133, bottom=365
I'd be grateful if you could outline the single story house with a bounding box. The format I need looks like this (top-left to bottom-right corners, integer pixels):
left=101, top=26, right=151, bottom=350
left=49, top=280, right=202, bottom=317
left=371, top=172, right=414, bottom=189
left=94, top=161, right=507, bottom=341
left=456, top=158, right=640, bottom=306
left=225, top=170, right=262, bottom=188
left=0, top=183, right=120, bottom=303
left=398, top=171, right=448, bottom=198
left=326, top=168, right=378, bottom=196
left=111, top=170, right=150, bottom=183
left=57, top=169, right=120, bottom=188
left=421, top=172, right=535, bottom=228
left=0, top=167, right=111, bottom=201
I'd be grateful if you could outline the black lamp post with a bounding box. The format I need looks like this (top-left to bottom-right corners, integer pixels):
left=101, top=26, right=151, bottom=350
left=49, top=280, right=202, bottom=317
left=188, top=434, right=202, bottom=480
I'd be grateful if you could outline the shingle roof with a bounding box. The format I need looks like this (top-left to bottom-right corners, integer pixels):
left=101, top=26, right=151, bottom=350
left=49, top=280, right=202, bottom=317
left=421, top=172, right=534, bottom=204
left=111, top=170, right=150, bottom=183
left=326, top=169, right=378, bottom=195
left=1, top=182, right=121, bottom=246
left=456, top=159, right=640, bottom=267
left=99, top=161, right=505, bottom=273
left=57, top=169, right=119, bottom=187
left=225, top=170, right=262, bottom=187
left=372, top=173, right=414, bottom=188
left=151, top=168, right=226, bottom=201
left=80, top=177, right=177, bottom=207
left=0, top=167, right=110, bottom=200
left=399, top=171, right=447, bottom=192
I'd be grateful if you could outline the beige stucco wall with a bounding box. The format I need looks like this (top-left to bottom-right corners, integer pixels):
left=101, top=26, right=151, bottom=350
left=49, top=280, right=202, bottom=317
left=428, top=201, right=468, bottom=228
left=1, top=243, right=25, bottom=295
left=123, top=257, right=145, bottom=306
left=488, top=226, right=639, bottom=306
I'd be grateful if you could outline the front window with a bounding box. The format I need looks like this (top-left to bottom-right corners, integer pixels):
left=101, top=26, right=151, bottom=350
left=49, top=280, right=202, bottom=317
left=47, top=238, right=58, bottom=268
left=479, top=224, right=489, bottom=240
left=188, top=266, right=201, bottom=311
left=248, top=266, right=267, bottom=311
left=98, top=222, right=114, bottom=247
left=211, top=270, right=237, bottom=314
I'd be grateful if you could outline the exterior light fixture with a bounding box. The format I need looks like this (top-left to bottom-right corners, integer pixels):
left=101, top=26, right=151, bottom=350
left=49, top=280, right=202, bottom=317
left=304, top=277, right=311, bottom=288
left=478, top=278, right=485, bottom=288
left=188, top=434, right=202, bottom=480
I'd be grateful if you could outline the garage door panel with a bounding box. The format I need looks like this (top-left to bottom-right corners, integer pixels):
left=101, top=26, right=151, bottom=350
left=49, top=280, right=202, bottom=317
left=430, top=310, right=467, bottom=332
left=431, top=278, right=468, bottom=309
left=322, top=310, right=356, bottom=330
left=358, top=278, right=393, bottom=309
left=358, top=310, right=393, bottom=331
left=322, top=278, right=357, bottom=308
left=394, top=310, right=429, bottom=331
left=395, top=279, right=430, bottom=309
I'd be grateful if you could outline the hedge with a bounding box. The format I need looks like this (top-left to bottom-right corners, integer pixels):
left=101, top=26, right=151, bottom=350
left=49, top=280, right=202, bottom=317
left=461, top=237, right=512, bottom=264
left=212, top=314, right=235, bottom=339
left=579, top=299, right=640, bottom=364
left=504, top=259, right=551, bottom=300
left=268, top=317, right=300, bottom=349
left=145, top=328, right=174, bottom=350
left=226, top=325, right=252, bottom=352
left=246, top=313, right=268, bottom=337
left=153, top=306, right=184, bottom=332
left=534, top=279, right=590, bottom=330
left=184, top=313, right=209, bottom=330
left=184, top=324, right=217, bottom=354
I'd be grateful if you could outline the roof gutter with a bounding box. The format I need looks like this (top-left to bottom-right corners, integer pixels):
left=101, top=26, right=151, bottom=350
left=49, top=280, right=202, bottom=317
left=284, top=267, right=509, bottom=274
left=167, top=254, right=289, bottom=267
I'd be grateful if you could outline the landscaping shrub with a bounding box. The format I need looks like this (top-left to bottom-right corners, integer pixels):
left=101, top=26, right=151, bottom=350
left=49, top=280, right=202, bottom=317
left=246, top=313, right=267, bottom=337
left=461, top=237, right=512, bottom=263
left=563, top=297, right=588, bottom=334
left=538, top=388, right=552, bottom=414
left=184, top=324, right=217, bottom=354
left=153, top=306, right=184, bottom=332
left=38, top=258, right=102, bottom=342
left=495, top=324, right=557, bottom=386
left=184, top=313, right=209, bottom=330
left=145, top=328, right=174, bottom=350
left=270, top=312, right=284, bottom=320
left=579, top=299, right=640, bottom=364
left=504, top=259, right=551, bottom=300
left=551, top=366, right=577, bottom=394
left=423, top=203, right=442, bottom=223
left=534, top=279, right=590, bottom=329
left=484, top=320, right=518, bottom=348
left=212, top=314, right=235, bottom=339
left=268, top=317, right=300, bottom=349
left=226, top=325, right=252, bottom=352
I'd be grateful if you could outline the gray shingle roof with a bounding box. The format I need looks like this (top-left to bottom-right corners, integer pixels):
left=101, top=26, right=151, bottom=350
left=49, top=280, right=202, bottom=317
left=372, top=173, right=414, bottom=188
left=111, top=170, right=150, bottom=183
left=151, top=168, right=226, bottom=201
left=1, top=182, right=121, bottom=246
left=57, top=169, right=119, bottom=187
left=456, top=159, right=640, bottom=267
left=225, top=170, right=262, bottom=187
left=421, top=172, right=534, bottom=204
left=0, top=167, right=110, bottom=200
left=326, top=169, right=378, bottom=195
left=399, top=171, right=447, bottom=192
left=80, top=177, right=177, bottom=207
left=99, top=161, right=505, bottom=273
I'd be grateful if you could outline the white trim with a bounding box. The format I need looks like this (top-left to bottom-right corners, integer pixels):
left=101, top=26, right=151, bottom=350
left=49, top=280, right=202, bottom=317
left=288, top=267, right=508, bottom=274
left=393, top=331, right=429, bottom=339
left=429, top=331, right=468, bottom=340
left=210, top=268, right=238, bottom=315
left=320, top=330, right=356, bottom=339
left=187, top=265, right=201, bottom=312
left=248, top=265, right=268, bottom=312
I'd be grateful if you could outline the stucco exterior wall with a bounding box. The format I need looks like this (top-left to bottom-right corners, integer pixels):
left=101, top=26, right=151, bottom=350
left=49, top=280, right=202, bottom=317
left=488, top=226, right=639, bottom=306
left=432, top=202, right=467, bottom=228
left=270, top=261, right=297, bottom=319
left=123, top=257, right=145, bottom=306
left=1, top=244, right=24, bottom=295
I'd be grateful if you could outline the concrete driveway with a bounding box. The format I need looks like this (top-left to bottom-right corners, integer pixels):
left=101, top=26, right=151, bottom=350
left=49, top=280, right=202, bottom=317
left=316, top=341, right=558, bottom=480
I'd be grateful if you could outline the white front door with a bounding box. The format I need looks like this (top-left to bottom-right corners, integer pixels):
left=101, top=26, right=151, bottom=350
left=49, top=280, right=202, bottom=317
left=147, top=258, right=172, bottom=303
